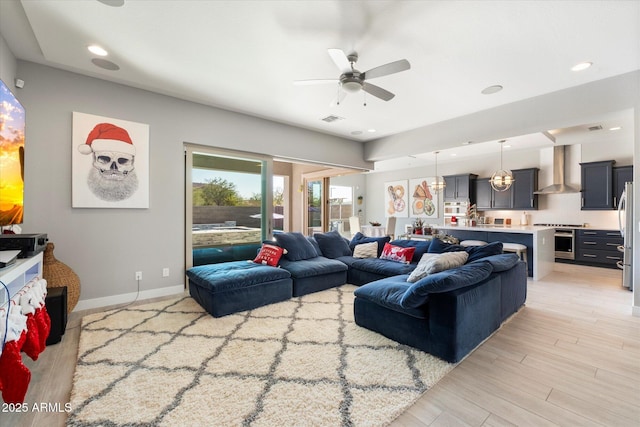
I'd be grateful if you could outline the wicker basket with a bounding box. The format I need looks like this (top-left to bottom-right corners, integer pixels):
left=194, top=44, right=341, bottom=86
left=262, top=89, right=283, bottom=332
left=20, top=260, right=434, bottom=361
left=43, top=242, right=81, bottom=313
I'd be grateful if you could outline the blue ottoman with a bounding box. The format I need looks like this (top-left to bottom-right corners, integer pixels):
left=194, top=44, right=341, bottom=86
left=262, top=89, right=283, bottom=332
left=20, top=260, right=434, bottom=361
left=187, top=261, right=293, bottom=317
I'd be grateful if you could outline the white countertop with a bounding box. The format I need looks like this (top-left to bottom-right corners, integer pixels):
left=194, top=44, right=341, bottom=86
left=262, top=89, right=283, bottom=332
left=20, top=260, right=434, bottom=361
left=440, top=224, right=555, bottom=234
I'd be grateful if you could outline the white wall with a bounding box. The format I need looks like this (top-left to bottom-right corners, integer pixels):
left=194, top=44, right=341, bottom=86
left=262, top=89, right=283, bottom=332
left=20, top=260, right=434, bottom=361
left=12, top=60, right=369, bottom=308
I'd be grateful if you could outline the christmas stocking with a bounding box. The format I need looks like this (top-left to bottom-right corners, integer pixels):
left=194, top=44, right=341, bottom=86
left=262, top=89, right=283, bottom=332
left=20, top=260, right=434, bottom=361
left=0, top=331, right=31, bottom=404
left=22, top=312, right=41, bottom=361
left=35, top=306, right=51, bottom=351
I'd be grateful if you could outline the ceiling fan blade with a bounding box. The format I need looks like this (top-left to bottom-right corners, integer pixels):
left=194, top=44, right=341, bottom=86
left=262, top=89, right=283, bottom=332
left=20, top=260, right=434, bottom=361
left=363, top=59, right=410, bottom=80
left=330, top=91, right=347, bottom=107
left=294, top=79, right=339, bottom=86
left=328, top=48, right=351, bottom=72
left=362, top=82, right=395, bottom=101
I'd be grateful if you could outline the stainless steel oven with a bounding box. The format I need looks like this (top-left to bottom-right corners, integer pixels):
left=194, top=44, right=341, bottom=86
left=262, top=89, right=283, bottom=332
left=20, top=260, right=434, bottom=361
left=554, top=228, right=575, bottom=260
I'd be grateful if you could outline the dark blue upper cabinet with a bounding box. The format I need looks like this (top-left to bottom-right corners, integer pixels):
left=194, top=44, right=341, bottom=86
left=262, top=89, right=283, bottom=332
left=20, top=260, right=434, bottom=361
left=511, top=168, right=539, bottom=210
left=580, top=160, right=615, bottom=210
left=613, top=165, right=633, bottom=209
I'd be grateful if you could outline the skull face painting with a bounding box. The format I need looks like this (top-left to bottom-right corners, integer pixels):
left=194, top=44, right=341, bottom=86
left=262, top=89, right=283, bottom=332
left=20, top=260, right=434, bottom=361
left=78, top=123, right=139, bottom=201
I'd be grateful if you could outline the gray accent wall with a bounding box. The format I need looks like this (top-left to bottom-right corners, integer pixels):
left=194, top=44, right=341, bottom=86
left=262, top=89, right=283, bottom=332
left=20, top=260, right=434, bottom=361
left=11, top=59, right=368, bottom=304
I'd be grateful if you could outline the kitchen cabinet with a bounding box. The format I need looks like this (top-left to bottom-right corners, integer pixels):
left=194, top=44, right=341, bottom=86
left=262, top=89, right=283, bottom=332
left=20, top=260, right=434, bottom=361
left=474, top=178, right=512, bottom=209
left=613, top=165, right=633, bottom=209
left=575, top=229, right=622, bottom=269
left=443, top=174, right=477, bottom=202
left=580, top=160, right=615, bottom=210
left=511, top=168, right=539, bottom=210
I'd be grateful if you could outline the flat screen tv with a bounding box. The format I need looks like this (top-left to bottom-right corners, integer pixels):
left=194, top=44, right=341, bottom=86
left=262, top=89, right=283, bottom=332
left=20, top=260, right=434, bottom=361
left=0, top=78, right=25, bottom=227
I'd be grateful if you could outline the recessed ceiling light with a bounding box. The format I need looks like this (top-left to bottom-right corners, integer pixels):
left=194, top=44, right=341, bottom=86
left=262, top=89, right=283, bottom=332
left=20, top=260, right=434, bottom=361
left=97, top=0, right=125, bottom=6
left=367, top=129, right=376, bottom=133
left=503, top=144, right=511, bottom=148
left=88, top=45, right=108, bottom=56
left=91, top=58, right=120, bottom=71
left=450, top=153, right=457, bottom=156
left=571, top=61, right=592, bottom=72
left=481, top=85, right=503, bottom=95
left=609, top=126, right=622, bottom=131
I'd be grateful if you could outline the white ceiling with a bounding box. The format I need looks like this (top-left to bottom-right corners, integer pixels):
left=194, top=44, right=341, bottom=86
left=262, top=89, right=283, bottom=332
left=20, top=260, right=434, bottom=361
left=1, top=0, right=638, bottom=167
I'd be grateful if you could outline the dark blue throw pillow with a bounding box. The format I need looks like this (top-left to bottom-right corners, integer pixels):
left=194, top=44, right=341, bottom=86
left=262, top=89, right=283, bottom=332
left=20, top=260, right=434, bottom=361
left=349, top=232, right=391, bottom=257
left=274, top=232, right=319, bottom=261
left=314, top=230, right=352, bottom=259
left=465, top=241, right=503, bottom=263
left=427, top=238, right=463, bottom=254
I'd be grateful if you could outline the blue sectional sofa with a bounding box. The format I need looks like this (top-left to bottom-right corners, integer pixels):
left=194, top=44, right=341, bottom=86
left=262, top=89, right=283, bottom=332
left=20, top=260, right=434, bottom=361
left=186, top=230, right=527, bottom=363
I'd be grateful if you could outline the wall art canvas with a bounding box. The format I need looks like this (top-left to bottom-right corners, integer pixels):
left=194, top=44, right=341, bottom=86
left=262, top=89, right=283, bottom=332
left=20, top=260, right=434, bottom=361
left=384, top=180, right=409, bottom=218
left=409, top=178, right=438, bottom=219
left=72, top=112, right=149, bottom=208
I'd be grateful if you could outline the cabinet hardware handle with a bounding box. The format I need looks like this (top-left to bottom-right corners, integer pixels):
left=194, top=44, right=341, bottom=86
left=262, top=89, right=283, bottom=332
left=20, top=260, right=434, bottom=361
left=583, top=254, right=597, bottom=258
left=606, top=243, right=618, bottom=246
left=606, top=233, right=618, bottom=236
left=583, top=232, right=597, bottom=235
left=606, top=256, right=621, bottom=260
left=613, top=197, right=617, bottom=207
left=584, top=242, right=596, bottom=245
left=581, top=198, right=584, bottom=207
left=530, top=199, right=534, bottom=207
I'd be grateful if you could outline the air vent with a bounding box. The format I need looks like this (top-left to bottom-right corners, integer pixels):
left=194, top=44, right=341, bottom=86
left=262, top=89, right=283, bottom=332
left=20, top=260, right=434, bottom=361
left=588, top=125, right=603, bottom=131
left=321, top=115, right=344, bottom=123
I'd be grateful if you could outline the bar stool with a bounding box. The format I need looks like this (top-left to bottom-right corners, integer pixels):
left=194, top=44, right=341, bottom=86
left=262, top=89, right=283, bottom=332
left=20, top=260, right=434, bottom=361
left=460, top=240, right=488, bottom=247
left=502, top=242, right=528, bottom=266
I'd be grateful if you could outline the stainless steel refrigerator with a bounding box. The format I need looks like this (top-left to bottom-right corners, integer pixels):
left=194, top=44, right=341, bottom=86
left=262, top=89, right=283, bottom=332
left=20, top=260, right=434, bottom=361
left=618, top=182, right=633, bottom=290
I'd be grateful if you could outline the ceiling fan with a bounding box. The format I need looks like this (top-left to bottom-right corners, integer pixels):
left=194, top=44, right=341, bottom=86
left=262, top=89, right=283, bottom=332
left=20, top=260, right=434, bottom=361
left=294, top=49, right=411, bottom=104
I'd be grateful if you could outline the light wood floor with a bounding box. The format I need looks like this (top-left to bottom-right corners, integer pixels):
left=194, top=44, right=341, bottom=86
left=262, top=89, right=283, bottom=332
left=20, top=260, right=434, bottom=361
left=5, top=263, right=639, bottom=427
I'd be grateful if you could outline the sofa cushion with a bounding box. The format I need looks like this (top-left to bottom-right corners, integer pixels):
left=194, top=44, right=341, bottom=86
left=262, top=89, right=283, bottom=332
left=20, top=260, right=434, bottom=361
left=474, top=253, right=520, bottom=272
left=279, top=256, right=348, bottom=279
left=400, top=261, right=494, bottom=308
left=187, top=261, right=291, bottom=292
left=350, top=257, right=417, bottom=277
left=307, top=236, right=323, bottom=257
left=354, top=276, right=426, bottom=319
left=349, top=232, right=391, bottom=257
left=407, top=251, right=469, bottom=283
left=313, top=230, right=352, bottom=258
left=389, top=239, right=431, bottom=263
left=380, top=243, right=416, bottom=264
left=275, top=232, right=319, bottom=261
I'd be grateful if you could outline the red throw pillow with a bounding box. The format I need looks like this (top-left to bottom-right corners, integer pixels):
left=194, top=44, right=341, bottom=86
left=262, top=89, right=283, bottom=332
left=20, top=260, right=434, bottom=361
left=253, top=244, right=285, bottom=267
left=380, top=243, right=416, bottom=264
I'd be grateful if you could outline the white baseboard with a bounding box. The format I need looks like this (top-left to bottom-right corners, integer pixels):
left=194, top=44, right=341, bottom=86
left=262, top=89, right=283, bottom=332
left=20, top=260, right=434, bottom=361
left=73, top=284, right=185, bottom=312
left=633, top=305, right=640, bottom=317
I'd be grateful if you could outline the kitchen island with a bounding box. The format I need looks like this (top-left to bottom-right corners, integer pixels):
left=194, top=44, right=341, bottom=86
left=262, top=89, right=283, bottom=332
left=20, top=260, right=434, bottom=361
left=439, top=225, right=555, bottom=281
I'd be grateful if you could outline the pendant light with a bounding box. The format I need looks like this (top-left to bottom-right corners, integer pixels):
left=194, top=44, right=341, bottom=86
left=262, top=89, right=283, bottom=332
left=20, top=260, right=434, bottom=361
left=430, top=151, right=446, bottom=192
left=491, top=140, right=514, bottom=192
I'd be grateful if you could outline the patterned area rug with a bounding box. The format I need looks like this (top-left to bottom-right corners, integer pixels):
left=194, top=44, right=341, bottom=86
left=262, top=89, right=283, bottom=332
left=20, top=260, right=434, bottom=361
left=68, top=285, right=454, bottom=426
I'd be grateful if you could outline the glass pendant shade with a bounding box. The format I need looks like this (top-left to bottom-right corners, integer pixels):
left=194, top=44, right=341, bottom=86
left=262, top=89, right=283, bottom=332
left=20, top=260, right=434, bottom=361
left=430, top=151, right=446, bottom=192
left=491, top=141, right=514, bottom=192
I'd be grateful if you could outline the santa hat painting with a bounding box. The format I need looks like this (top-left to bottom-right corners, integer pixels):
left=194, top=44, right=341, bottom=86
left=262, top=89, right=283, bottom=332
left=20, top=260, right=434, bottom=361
left=78, top=123, right=136, bottom=156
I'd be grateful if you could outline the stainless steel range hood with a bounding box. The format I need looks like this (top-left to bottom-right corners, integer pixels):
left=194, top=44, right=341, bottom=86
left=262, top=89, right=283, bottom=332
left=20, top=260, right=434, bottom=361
left=534, top=145, right=580, bottom=194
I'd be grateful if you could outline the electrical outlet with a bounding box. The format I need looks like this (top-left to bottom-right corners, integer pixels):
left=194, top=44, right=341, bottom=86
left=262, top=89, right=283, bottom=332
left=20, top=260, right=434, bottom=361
left=135, top=271, right=143, bottom=281
left=162, top=268, right=170, bottom=277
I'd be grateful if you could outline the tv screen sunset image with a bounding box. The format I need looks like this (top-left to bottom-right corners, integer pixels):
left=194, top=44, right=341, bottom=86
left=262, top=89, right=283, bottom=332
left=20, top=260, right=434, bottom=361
left=0, top=79, right=25, bottom=226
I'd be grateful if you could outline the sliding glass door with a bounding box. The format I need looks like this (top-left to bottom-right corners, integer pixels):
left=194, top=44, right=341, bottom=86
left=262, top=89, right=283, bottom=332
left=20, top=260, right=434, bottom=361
left=185, top=145, right=273, bottom=268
